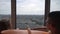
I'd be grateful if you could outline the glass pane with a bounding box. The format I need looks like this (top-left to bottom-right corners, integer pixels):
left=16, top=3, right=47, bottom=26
left=50, top=0, right=60, bottom=12
left=16, top=0, right=45, bottom=29
left=0, top=0, right=11, bottom=20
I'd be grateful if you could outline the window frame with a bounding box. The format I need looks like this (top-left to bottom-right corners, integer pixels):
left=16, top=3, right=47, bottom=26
left=11, top=0, right=50, bottom=29
left=11, top=0, right=16, bottom=29
left=44, top=0, right=50, bottom=26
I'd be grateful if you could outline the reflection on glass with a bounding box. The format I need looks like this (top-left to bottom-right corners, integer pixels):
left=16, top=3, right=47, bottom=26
left=0, top=0, right=11, bottom=20
left=16, top=0, right=45, bottom=29
left=50, top=0, right=60, bottom=12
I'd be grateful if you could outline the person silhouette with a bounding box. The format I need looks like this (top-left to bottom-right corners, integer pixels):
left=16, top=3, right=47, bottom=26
left=46, top=11, right=60, bottom=34
left=0, top=19, right=10, bottom=34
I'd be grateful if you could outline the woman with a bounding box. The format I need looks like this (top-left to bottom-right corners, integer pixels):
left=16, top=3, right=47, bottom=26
left=46, top=11, right=60, bottom=34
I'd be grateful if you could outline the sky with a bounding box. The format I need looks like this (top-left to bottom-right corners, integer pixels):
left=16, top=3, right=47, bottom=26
left=0, top=0, right=60, bottom=15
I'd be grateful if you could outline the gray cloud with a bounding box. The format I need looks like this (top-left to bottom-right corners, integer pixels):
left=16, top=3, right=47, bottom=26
left=0, top=0, right=11, bottom=2
left=0, top=0, right=60, bottom=15
left=17, top=0, right=45, bottom=15
left=0, top=0, right=11, bottom=14
left=50, top=0, right=60, bottom=11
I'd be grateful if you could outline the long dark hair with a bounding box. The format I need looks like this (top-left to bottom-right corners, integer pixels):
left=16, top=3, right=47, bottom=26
left=0, top=19, right=10, bottom=33
left=47, top=11, right=60, bottom=30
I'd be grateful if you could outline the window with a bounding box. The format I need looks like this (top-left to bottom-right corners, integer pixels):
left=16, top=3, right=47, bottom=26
left=0, top=0, right=50, bottom=29
left=50, top=0, right=60, bottom=12
left=16, top=0, right=45, bottom=29
left=0, top=0, right=11, bottom=20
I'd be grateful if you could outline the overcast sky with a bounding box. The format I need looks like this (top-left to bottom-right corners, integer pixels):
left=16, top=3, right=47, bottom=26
left=0, top=0, right=60, bottom=15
